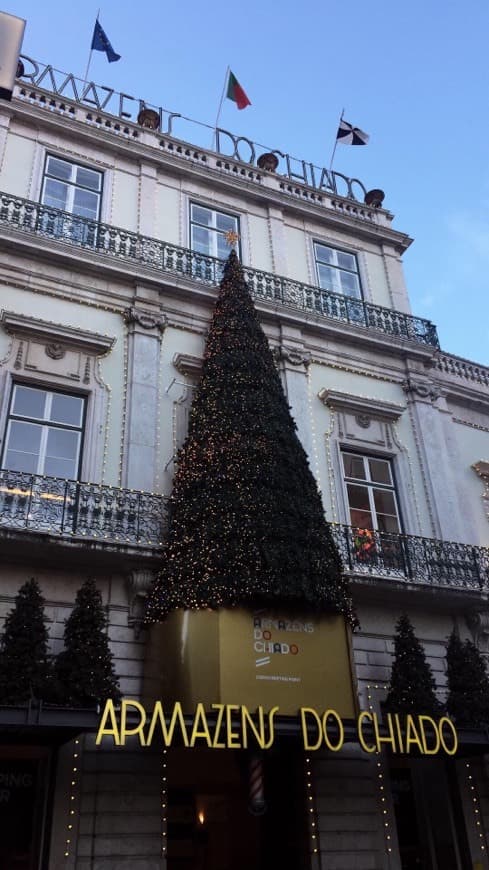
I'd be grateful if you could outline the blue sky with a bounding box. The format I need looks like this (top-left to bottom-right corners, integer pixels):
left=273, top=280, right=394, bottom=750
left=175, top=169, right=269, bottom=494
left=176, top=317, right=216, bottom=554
left=8, top=0, right=489, bottom=364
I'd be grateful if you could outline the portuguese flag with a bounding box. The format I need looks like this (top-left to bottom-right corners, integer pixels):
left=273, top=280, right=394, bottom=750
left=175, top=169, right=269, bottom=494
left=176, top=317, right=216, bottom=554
left=226, top=71, right=251, bottom=110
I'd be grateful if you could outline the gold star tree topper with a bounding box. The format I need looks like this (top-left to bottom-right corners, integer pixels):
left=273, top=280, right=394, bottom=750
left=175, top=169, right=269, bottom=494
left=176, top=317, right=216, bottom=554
left=225, top=230, right=240, bottom=248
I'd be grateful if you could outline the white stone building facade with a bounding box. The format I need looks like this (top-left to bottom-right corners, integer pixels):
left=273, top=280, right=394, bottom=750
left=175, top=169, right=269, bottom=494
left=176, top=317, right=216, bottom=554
left=0, top=53, right=488, bottom=870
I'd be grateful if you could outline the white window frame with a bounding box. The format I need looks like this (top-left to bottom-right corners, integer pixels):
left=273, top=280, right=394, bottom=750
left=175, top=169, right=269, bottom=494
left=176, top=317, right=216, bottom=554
left=313, top=241, right=363, bottom=299
left=341, top=450, right=401, bottom=533
left=189, top=202, right=241, bottom=261
left=40, top=154, right=103, bottom=221
left=2, top=384, right=86, bottom=480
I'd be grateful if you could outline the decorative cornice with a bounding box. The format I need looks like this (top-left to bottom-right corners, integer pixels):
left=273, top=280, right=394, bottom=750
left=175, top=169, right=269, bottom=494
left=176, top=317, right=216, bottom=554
left=123, top=307, right=166, bottom=332
left=172, top=352, right=203, bottom=378
left=318, top=388, right=406, bottom=421
left=0, top=310, right=116, bottom=355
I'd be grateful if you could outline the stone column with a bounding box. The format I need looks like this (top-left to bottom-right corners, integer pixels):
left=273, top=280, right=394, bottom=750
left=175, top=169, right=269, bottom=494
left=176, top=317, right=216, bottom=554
left=122, top=307, right=166, bottom=492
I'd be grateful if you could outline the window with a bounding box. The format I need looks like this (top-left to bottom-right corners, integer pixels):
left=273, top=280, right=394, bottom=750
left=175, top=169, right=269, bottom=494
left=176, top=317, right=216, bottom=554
left=190, top=203, right=240, bottom=260
left=41, top=156, right=102, bottom=220
left=341, top=451, right=401, bottom=533
left=40, top=156, right=103, bottom=244
left=2, top=385, right=85, bottom=480
left=314, top=243, right=362, bottom=299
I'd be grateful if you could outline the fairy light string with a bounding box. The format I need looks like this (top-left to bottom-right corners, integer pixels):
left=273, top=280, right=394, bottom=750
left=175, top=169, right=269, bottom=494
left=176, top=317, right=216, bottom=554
left=366, top=684, right=394, bottom=857
left=64, top=737, right=81, bottom=859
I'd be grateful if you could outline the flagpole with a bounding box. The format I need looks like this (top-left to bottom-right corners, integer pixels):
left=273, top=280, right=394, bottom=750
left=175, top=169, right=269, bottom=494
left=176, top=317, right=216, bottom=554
left=328, top=107, right=344, bottom=174
left=83, top=8, right=100, bottom=82
left=212, top=65, right=230, bottom=149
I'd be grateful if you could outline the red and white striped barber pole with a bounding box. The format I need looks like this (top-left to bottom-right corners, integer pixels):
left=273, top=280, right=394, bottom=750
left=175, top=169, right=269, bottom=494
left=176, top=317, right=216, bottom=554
left=248, top=753, right=267, bottom=815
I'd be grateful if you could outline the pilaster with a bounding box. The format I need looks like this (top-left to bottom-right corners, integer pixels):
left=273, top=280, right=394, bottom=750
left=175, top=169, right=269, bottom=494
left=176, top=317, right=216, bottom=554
left=402, top=377, right=465, bottom=541
left=122, top=306, right=166, bottom=492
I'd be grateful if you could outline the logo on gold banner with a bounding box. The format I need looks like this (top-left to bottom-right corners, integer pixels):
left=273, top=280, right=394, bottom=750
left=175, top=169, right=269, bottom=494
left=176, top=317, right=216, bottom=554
left=96, top=700, right=458, bottom=756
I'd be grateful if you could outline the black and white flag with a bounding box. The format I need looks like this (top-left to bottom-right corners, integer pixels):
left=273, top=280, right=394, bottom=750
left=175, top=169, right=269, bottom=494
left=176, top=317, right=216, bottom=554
left=336, top=120, right=369, bottom=146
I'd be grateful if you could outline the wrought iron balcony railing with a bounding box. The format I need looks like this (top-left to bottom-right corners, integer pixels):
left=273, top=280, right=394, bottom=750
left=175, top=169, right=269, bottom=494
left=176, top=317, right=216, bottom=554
left=0, top=470, right=486, bottom=592
left=330, top=524, right=489, bottom=591
left=0, top=469, right=166, bottom=546
left=0, top=192, right=440, bottom=348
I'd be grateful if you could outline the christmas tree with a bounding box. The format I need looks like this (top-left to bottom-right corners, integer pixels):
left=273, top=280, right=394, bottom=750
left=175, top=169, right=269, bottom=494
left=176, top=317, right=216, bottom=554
left=446, top=630, right=489, bottom=728
left=384, top=614, right=441, bottom=716
left=0, top=578, right=52, bottom=704
left=55, top=578, right=120, bottom=707
left=146, top=249, right=354, bottom=623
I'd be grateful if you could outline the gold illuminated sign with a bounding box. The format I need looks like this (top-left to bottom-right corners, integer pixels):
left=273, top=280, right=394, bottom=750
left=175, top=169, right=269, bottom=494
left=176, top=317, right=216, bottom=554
left=96, top=699, right=458, bottom=756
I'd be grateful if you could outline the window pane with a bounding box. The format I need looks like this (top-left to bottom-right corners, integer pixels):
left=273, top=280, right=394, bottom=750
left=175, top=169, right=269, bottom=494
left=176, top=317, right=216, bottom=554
left=76, top=166, right=101, bottom=191
left=4, top=421, right=42, bottom=472
left=73, top=189, right=99, bottom=219
left=339, top=270, right=360, bottom=297
left=315, top=244, right=334, bottom=265
left=50, top=394, right=84, bottom=427
left=373, top=488, right=397, bottom=516
left=369, top=458, right=392, bottom=485
left=350, top=508, right=373, bottom=528
left=191, top=205, right=212, bottom=226
left=377, top=513, right=400, bottom=534
left=317, top=264, right=339, bottom=292
left=342, top=454, right=366, bottom=480
left=337, top=251, right=357, bottom=271
left=217, top=232, right=231, bottom=260
left=43, top=456, right=78, bottom=478
left=47, top=157, right=72, bottom=181
left=46, top=428, right=80, bottom=461
left=347, top=483, right=371, bottom=511
left=44, top=429, right=80, bottom=478
left=12, top=387, right=47, bottom=420
left=43, top=179, right=68, bottom=211
left=4, top=449, right=39, bottom=473
left=216, top=213, right=236, bottom=232
left=192, top=226, right=212, bottom=255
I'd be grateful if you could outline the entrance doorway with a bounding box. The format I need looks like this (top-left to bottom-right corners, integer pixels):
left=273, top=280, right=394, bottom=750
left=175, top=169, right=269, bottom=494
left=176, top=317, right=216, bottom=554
left=390, top=758, right=471, bottom=870
left=0, top=746, right=51, bottom=870
left=167, top=745, right=309, bottom=870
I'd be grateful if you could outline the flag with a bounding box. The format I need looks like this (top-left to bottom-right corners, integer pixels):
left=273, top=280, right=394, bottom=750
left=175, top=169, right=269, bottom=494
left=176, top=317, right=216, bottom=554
left=336, top=119, right=369, bottom=145
left=226, top=71, right=251, bottom=110
left=91, top=19, right=121, bottom=63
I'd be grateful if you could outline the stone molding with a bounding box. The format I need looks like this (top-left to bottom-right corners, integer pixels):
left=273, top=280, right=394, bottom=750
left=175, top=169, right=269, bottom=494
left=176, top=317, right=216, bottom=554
left=172, top=352, right=203, bottom=379
left=0, top=309, right=116, bottom=355
left=318, top=388, right=405, bottom=422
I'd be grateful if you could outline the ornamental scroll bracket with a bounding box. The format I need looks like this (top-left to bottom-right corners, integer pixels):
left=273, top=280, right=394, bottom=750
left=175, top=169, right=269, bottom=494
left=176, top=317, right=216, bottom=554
left=123, top=307, right=167, bottom=333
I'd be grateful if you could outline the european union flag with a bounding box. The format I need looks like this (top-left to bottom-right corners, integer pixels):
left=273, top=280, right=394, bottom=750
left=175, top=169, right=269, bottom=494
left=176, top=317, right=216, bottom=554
left=91, top=19, right=121, bottom=63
